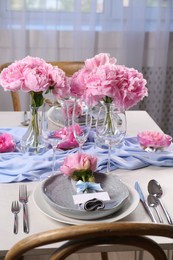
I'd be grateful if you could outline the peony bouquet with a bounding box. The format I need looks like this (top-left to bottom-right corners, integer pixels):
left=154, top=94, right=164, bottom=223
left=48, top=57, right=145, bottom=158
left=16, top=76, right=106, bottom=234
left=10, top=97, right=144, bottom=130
left=0, top=56, right=70, bottom=151
left=70, top=53, right=148, bottom=109
left=0, top=56, right=69, bottom=107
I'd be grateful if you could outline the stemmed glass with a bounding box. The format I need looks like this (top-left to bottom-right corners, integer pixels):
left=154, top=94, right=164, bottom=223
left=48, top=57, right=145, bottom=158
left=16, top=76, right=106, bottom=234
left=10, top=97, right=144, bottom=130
left=72, top=97, right=92, bottom=152
left=96, top=103, right=126, bottom=173
left=42, top=98, right=69, bottom=175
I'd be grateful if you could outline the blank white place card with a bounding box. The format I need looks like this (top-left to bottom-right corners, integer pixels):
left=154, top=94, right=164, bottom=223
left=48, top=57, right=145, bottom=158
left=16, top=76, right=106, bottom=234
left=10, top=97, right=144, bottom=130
left=73, top=192, right=110, bottom=205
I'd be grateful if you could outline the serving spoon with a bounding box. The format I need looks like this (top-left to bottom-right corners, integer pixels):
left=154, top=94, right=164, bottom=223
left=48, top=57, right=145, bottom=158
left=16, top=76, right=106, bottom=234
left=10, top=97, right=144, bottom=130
left=148, top=179, right=173, bottom=224
left=147, top=194, right=163, bottom=223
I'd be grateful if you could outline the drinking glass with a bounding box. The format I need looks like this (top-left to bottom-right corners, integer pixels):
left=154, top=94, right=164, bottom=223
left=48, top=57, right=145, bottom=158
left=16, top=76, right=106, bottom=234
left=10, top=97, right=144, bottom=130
left=96, top=103, right=126, bottom=173
left=42, top=99, right=69, bottom=175
left=72, top=97, right=92, bottom=152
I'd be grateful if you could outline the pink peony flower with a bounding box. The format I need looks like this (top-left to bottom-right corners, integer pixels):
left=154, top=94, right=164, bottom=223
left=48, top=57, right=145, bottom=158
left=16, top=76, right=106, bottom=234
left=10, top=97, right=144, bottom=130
left=54, top=124, right=83, bottom=150
left=0, top=62, right=24, bottom=91
left=0, top=133, right=15, bottom=153
left=85, top=53, right=117, bottom=69
left=70, top=68, right=88, bottom=98
left=137, top=131, right=172, bottom=149
left=51, top=71, right=70, bottom=100
left=70, top=53, right=148, bottom=109
left=60, top=152, right=97, bottom=182
left=0, top=56, right=68, bottom=107
left=112, top=65, right=148, bottom=110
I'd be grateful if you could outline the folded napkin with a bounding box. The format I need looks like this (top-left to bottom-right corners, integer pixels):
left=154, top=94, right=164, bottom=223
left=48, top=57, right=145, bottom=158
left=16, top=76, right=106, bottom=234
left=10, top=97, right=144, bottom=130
left=0, top=128, right=173, bottom=183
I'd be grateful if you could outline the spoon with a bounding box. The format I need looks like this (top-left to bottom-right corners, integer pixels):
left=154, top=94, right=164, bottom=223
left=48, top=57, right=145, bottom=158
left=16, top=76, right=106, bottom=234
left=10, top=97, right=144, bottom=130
left=148, top=179, right=173, bottom=225
left=147, top=194, right=163, bottom=223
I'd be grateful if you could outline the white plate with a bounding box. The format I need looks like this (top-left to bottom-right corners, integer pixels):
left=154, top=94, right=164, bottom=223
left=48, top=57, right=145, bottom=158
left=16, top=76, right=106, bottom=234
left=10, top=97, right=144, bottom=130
left=47, top=106, right=96, bottom=128
left=47, top=106, right=65, bottom=128
left=41, top=173, right=129, bottom=220
left=33, top=181, right=139, bottom=225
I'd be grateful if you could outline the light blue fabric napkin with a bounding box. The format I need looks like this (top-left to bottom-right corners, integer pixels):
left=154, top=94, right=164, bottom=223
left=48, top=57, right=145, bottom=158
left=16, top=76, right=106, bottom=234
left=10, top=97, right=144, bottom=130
left=0, top=128, right=173, bottom=183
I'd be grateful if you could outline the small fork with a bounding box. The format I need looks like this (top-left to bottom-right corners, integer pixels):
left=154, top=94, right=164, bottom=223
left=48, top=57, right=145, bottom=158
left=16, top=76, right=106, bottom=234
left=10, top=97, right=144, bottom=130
left=19, top=184, right=29, bottom=233
left=11, top=201, right=20, bottom=234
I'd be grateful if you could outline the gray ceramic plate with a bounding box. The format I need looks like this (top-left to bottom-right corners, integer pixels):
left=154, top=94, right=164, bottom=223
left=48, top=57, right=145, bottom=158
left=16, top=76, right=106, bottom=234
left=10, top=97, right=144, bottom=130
left=41, top=172, right=129, bottom=220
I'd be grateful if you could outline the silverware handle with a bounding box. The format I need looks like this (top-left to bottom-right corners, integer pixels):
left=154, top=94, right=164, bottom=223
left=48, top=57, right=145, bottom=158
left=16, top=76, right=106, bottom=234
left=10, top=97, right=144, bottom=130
left=159, top=199, right=173, bottom=225
left=143, top=201, right=157, bottom=223
left=14, top=214, right=18, bottom=234
left=23, top=203, right=29, bottom=233
left=154, top=207, right=163, bottom=223
left=24, top=111, right=27, bottom=121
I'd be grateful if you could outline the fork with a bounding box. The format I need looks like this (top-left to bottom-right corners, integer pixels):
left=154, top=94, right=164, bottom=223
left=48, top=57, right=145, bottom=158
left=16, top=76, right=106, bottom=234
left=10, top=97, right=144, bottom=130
left=11, top=201, right=20, bottom=234
left=19, top=184, right=29, bottom=233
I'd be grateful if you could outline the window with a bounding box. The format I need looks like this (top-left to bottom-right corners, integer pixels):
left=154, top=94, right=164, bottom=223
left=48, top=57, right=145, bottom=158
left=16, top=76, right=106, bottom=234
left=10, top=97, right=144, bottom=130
left=1, top=0, right=173, bottom=31
left=4, top=0, right=105, bottom=30
left=7, top=0, right=104, bottom=13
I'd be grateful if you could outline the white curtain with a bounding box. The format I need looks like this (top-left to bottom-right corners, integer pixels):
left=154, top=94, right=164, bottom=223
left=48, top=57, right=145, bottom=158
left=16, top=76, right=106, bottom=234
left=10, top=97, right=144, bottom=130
left=0, top=0, right=173, bottom=136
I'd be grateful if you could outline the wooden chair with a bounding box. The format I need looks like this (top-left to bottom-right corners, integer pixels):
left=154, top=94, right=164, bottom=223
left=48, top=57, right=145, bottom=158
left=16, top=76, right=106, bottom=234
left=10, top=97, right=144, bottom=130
left=0, top=61, right=84, bottom=111
left=5, top=222, right=173, bottom=260
left=48, top=61, right=84, bottom=77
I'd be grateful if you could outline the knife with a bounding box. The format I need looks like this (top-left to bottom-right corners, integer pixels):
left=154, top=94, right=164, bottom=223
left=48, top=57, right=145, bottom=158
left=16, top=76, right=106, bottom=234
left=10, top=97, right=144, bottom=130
left=135, top=181, right=157, bottom=223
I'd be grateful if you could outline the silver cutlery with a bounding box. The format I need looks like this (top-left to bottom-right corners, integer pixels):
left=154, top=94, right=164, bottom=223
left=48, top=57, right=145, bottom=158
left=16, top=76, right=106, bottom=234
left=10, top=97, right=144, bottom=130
left=135, top=181, right=157, bottom=223
left=11, top=201, right=20, bottom=234
left=148, top=179, right=173, bottom=225
left=21, top=111, right=30, bottom=126
left=147, top=194, right=163, bottom=223
left=19, top=184, right=29, bottom=233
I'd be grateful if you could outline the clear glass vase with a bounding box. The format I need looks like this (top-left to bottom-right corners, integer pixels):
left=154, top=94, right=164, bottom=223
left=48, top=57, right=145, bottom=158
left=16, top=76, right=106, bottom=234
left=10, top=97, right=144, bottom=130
left=95, top=102, right=127, bottom=172
left=21, top=105, right=44, bottom=152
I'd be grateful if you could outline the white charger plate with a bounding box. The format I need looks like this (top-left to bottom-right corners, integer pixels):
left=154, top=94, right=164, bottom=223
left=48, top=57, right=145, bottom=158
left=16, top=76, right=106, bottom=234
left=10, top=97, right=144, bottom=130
left=33, top=181, right=139, bottom=225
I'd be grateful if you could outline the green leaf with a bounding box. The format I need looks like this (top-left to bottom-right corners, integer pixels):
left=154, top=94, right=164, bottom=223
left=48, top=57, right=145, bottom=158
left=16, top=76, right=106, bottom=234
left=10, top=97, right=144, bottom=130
left=72, top=169, right=93, bottom=182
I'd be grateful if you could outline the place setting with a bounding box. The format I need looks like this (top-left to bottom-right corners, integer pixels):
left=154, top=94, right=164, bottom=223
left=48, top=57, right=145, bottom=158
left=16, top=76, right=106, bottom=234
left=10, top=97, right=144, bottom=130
left=33, top=168, right=140, bottom=225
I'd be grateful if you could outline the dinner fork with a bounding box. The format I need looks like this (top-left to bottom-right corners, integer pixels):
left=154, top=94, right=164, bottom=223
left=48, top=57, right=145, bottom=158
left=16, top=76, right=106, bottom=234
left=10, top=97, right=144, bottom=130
left=19, top=184, right=29, bottom=233
left=11, top=201, right=20, bottom=234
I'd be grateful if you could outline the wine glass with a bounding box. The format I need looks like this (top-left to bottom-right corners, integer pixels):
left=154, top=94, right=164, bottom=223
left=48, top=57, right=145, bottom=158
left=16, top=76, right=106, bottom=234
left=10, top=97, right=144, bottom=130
left=72, top=97, right=92, bottom=152
left=42, top=98, right=69, bottom=175
left=95, top=103, right=126, bottom=173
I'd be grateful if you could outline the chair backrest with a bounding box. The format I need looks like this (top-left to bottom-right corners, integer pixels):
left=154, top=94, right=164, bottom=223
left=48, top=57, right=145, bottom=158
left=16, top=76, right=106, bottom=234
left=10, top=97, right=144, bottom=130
left=48, top=61, right=84, bottom=77
left=5, top=222, right=173, bottom=260
left=0, top=61, right=84, bottom=111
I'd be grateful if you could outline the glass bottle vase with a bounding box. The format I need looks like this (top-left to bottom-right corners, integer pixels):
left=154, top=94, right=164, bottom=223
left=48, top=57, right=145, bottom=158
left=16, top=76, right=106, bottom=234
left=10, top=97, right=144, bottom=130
left=95, top=102, right=127, bottom=172
left=21, top=106, right=44, bottom=152
left=95, top=102, right=127, bottom=148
